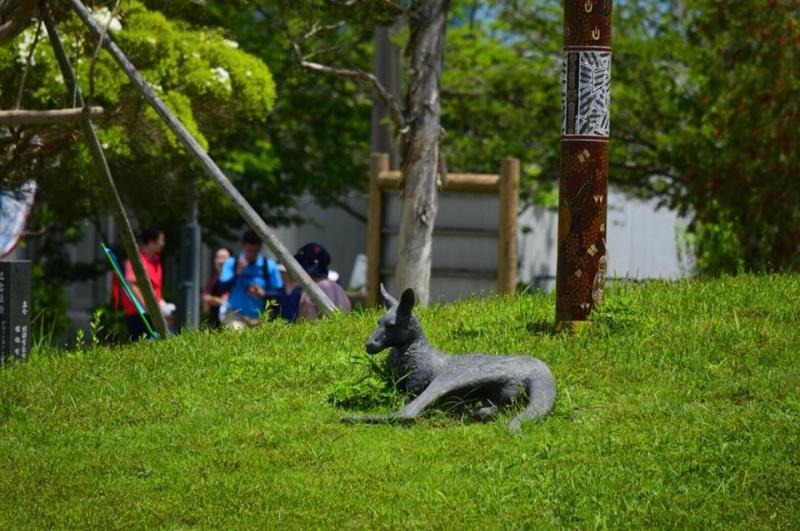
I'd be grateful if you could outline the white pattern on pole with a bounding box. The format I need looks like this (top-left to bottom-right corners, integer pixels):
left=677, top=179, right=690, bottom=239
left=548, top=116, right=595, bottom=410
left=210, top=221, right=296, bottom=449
left=561, top=51, right=611, bottom=138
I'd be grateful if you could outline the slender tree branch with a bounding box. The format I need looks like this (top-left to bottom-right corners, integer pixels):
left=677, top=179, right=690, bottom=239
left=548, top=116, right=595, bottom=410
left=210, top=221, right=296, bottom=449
left=0, top=0, right=36, bottom=44
left=302, top=21, right=345, bottom=40
left=300, top=45, right=346, bottom=62
left=325, top=0, right=407, bottom=15
left=277, top=6, right=407, bottom=135
left=88, top=0, right=121, bottom=103
left=290, top=35, right=406, bottom=134
left=332, top=196, right=368, bottom=224
left=14, top=18, right=42, bottom=110
left=300, top=58, right=407, bottom=133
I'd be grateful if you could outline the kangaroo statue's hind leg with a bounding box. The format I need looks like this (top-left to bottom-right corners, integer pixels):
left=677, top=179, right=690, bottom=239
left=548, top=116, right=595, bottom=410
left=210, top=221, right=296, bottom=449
left=508, top=375, right=556, bottom=431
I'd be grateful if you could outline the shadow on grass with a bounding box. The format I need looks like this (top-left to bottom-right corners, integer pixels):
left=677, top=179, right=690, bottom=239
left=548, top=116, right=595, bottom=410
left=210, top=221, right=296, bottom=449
left=329, top=372, right=530, bottom=429
left=526, top=319, right=559, bottom=336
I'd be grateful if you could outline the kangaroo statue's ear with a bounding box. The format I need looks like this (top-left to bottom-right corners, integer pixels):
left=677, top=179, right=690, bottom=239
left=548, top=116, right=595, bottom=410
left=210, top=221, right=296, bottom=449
left=379, top=283, right=399, bottom=307
left=397, top=288, right=416, bottom=319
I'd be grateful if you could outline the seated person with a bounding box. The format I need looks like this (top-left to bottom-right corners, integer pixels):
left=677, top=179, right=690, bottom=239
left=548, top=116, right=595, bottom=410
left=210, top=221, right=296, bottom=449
left=294, top=242, right=351, bottom=321
left=203, top=247, right=231, bottom=329
left=276, top=263, right=302, bottom=322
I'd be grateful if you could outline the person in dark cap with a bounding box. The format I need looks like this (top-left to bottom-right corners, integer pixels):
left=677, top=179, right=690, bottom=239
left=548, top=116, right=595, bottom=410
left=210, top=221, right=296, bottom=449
left=294, top=242, right=351, bottom=320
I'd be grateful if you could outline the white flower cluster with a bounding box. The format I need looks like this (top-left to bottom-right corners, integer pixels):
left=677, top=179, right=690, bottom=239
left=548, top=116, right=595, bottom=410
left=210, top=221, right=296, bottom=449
left=92, top=7, right=123, bottom=33
left=210, top=66, right=232, bottom=92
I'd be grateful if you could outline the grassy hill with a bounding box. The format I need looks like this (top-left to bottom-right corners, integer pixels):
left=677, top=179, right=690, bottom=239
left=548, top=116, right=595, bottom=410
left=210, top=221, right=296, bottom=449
left=1, top=275, right=798, bottom=528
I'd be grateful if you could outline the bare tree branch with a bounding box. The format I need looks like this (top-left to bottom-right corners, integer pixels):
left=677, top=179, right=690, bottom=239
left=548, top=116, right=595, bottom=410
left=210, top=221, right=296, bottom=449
left=88, top=0, right=121, bottom=103
left=325, top=0, right=407, bottom=15
left=14, top=18, right=41, bottom=110
left=332, top=196, right=367, bottom=224
left=273, top=3, right=407, bottom=135
left=289, top=35, right=406, bottom=134
left=303, top=21, right=345, bottom=40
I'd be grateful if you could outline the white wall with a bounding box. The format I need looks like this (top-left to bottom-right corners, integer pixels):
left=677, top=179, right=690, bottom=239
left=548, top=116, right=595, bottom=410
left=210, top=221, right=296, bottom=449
left=518, top=188, right=690, bottom=292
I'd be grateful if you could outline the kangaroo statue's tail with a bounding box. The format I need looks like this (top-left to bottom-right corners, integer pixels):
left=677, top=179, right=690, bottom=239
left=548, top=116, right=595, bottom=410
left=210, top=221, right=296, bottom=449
left=508, top=363, right=556, bottom=431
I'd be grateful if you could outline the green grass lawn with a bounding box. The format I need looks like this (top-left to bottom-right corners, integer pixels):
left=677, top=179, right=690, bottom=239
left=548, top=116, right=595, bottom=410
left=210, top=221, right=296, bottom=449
left=1, top=275, right=798, bottom=528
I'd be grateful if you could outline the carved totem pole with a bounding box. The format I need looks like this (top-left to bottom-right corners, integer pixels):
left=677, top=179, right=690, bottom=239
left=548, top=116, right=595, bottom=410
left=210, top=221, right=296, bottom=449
left=556, top=0, right=612, bottom=330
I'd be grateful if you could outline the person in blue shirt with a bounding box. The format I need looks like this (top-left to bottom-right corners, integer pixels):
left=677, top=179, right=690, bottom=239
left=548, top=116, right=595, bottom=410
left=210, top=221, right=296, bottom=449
left=217, top=229, right=283, bottom=329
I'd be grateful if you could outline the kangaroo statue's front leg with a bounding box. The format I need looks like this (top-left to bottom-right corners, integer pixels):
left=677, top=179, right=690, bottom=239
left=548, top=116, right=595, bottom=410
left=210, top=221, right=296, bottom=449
left=342, top=377, right=455, bottom=425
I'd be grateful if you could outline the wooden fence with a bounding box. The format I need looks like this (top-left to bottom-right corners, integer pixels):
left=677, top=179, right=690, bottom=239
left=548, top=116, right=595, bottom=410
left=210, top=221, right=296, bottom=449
left=366, top=153, right=519, bottom=306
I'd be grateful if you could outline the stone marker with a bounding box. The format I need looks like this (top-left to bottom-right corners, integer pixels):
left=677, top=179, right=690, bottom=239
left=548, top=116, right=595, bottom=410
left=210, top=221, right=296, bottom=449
left=0, top=261, right=31, bottom=366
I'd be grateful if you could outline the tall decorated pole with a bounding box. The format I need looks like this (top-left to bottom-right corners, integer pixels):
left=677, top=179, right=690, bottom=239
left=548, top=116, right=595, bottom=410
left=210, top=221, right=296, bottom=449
left=556, top=0, right=612, bottom=330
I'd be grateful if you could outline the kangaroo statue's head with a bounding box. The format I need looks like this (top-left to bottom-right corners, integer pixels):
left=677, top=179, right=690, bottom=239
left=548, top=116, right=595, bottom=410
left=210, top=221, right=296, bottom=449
left=365, top=285, right=421, bottom=354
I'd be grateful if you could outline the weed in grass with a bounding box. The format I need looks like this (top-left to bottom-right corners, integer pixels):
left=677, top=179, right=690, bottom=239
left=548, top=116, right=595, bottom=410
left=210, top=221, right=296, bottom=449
left=590, top=285, right=640, bottom=333
left=29, top=309, right=56, bottom=352
left=326, top=352, right=405, bottom=411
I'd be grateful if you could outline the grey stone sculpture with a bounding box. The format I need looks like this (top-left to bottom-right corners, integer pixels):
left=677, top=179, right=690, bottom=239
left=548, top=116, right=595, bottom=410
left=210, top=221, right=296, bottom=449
left=344, top=285, right=556, bottom=431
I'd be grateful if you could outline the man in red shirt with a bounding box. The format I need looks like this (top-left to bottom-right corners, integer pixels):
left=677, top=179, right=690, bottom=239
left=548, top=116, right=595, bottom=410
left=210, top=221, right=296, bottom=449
left=122, top=227, right=170, bottom=340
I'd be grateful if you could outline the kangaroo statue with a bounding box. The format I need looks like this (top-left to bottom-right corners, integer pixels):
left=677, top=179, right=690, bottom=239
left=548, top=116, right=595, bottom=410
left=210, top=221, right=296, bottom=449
left=344, top=285, right=556, bottom=431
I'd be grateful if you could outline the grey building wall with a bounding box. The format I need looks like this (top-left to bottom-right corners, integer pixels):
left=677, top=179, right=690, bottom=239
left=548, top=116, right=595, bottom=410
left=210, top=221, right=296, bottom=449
left=268, top=193, right=368, bottom=289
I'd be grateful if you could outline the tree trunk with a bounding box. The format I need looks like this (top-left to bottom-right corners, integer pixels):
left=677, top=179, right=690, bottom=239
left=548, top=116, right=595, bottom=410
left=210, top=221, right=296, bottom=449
left=394, top=0, right=449, bottom=306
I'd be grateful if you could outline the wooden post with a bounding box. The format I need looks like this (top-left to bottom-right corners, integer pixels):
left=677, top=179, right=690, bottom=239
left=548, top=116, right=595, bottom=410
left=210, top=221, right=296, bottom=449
left=498, top=157, right=519, bottom=296
left=0, top=107, right=104, bottom=125
left=42, top=6, right=169, bottom=340
left=366, top=153, right=389, bottom=307
left=379, top=171, right=499, bottom=193
left=66, top=0, right=336, bottom=316
left=555, top=0, right=612, bottom=330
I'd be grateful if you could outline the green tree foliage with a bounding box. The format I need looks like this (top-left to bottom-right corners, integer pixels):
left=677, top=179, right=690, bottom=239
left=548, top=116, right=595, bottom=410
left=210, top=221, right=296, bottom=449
left=610, top=0, right=800, bottom=273
left=686, top=1, right=798, bottom=273
left=0, top=0, right=276, bottom=232
left=0, top=1, right=276, bottom=338
left=442, top=0, right=800, bottom=274
left=143, top=0, right=375, bottom=214
left=441, top=1, right=563, bottom=207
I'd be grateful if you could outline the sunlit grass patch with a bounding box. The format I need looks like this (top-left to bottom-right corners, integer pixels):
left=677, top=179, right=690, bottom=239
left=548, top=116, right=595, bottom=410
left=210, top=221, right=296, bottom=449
left=0, top=274, right=798, bottom=528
